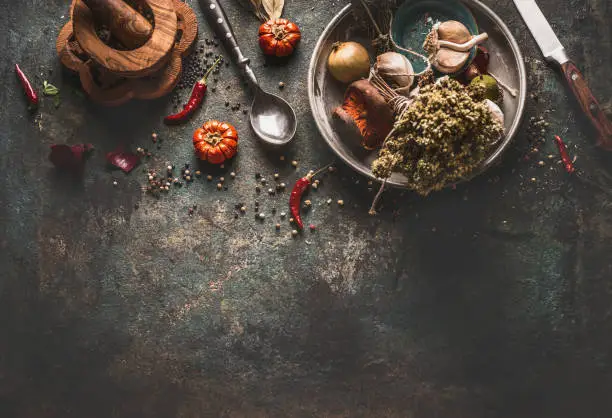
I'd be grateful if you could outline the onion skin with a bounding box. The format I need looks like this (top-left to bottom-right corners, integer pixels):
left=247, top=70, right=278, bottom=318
left=327, top=42, right=370, bottom=84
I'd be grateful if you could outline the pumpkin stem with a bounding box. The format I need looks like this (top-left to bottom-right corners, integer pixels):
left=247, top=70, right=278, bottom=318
left=271, top=24, right=287, bottom=40
left=204, top=132, right=223, bottom=146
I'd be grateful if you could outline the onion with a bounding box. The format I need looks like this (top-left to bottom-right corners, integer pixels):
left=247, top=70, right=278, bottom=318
left=327, top=42, right=370, bottom=84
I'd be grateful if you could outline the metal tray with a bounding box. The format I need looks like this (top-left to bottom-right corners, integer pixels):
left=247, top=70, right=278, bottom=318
left=307, top=1, right=527, bottom=188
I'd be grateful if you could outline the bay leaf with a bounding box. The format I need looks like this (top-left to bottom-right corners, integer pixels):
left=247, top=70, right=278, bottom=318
left=262, top=0, right=284, bottom=20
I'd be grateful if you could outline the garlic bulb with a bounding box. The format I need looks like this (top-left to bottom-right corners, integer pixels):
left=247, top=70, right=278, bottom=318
left=374, top=52, right=414, bottom=96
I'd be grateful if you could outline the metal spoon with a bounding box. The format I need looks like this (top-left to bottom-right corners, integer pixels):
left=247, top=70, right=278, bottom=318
left=199, top=0, right=297, bottom=146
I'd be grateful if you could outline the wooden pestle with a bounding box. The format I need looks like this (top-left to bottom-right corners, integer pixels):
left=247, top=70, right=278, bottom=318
left=81, top=0, right=153, bottom=49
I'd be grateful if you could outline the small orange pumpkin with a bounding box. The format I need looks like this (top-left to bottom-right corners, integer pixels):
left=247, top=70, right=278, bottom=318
left=258, top=19, right=301, bottom=57
left=193, top=120, right=238, bottom=164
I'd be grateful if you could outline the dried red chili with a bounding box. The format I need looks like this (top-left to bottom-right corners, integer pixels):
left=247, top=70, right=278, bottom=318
left=164, top=56, right=222, bottom=124
left=554, top=135, right=575, bottom=174
left=289, top=165, right=331, bottom=231
left=15, top=64, right=38, bottom=106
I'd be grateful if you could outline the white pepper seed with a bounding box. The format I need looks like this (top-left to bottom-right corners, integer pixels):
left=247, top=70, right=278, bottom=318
left=195, top=170, right=201, bottom=176
left=312, top=183, right=318, bottom=189
left=280, top=212, right=286, bottom=218
left=240, top=206, right=246, bottom=213
left=167, top=165, right=173, bottom=171
left=304, top=199, right=312, bottom=207
left=113, top=181, right=118, bottom=186
left=148, top=175, right=154, bottom=181
left=274, top=173, right=279, bottom=180
left=326, top=199, right=332, bottom=205
left=259, top=213, right=265, bottom=220
left=220, top=177, right=225, bottom=182
left=268, top=188, right=274, bottom=194
left=337, top=200, right=344, bottom=206
left=291, top=230, right=298, bottom=237
left=217, top=183, right=223, bottom=190
left=230, top=172, right=236, bottom=178
left=207, top=175, right=213, bottom=181
left=276, top=223, right=281, bottom=230
left=291, top=160, right=298, bottom=167
left=280, top=182, right=286, bottom=189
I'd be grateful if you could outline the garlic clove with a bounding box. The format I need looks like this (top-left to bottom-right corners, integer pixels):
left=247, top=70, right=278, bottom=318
left=435, top=49, right=470, bottom=74
left=437, top=21, right=471, bottom=44
left=485, top=99, right=505, bottom=126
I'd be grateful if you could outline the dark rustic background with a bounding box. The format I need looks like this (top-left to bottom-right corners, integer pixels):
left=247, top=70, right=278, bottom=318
left=1, top=0, right=612, bottom=417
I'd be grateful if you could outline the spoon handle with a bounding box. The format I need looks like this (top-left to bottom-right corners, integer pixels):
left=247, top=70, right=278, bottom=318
left=199, top=0, right=258, bottom=85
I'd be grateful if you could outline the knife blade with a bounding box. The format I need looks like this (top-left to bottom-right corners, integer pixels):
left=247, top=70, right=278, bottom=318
left=513, top=0, right=612, bottom=149
left=513, top=0, right=567, bottom=65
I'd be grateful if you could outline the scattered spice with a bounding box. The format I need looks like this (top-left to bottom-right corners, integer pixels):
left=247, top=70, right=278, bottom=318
left=15, top=64, right=38, bottom=106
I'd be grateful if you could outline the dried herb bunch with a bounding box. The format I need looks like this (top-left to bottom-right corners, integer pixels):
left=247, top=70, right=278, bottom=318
left=372, top=78, right=504, bottom=195
left=352, top=0, right=398, bottom=53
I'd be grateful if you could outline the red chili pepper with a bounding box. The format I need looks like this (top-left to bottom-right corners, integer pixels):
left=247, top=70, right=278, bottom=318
left=554, top=135, right=575, bottom=174
left=290, top=172, right=314, bottom=230
left=15, top=64, right=38, bottom=106
left=164, top=56, right=222, bottom=124
left=289, top=164, right=333, bottom=230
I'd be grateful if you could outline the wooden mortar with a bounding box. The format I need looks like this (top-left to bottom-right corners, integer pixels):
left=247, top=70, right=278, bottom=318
left=82, top=0, right=153, bottom=49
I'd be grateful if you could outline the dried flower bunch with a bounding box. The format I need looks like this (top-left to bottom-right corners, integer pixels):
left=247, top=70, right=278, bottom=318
left=371, top=78, right=504, bottom=195
left=352, top=0, right=398, bottom=54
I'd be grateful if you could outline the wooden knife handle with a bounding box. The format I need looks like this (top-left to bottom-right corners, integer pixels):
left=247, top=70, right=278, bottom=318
left=561, top=60, right=612, bottom=150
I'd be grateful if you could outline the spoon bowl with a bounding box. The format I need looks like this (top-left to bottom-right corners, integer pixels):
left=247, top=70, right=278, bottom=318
left=250, top=88, right=297, bottom=146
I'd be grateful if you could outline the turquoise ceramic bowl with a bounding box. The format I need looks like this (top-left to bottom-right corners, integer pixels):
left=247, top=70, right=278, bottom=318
left=391, top=0, right=479, bottom=74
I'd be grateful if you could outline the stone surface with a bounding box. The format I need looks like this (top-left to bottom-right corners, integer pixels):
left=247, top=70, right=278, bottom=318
left=1, top=0, right=612, bottom=417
